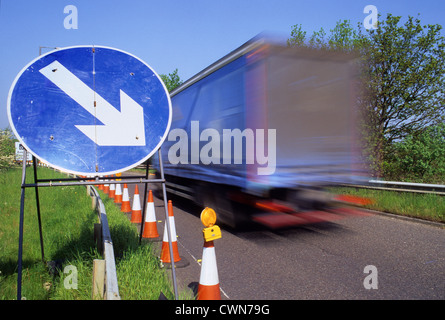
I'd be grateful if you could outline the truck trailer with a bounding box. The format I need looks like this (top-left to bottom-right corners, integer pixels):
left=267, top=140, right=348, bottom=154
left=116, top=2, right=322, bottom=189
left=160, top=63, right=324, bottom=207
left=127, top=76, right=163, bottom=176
left=155, top=37, right=368, bottom=228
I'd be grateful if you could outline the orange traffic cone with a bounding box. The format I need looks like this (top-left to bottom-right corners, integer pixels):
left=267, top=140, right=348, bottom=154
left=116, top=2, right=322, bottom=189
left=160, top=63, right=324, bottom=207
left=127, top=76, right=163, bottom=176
left=130, top=185, right=142, bottom=223
left=142, top=190, right=159, bottom=238
left=114, top=183, right=122, bottom=204
left=121, top=184, right=131, bottom=213
left=197, top=240, right=221, bottom=300
left=160, top=200, right=181, bottom=263
left=103, top=179, right=110, bottom=195
left=109, top=183, right=115, bottom=199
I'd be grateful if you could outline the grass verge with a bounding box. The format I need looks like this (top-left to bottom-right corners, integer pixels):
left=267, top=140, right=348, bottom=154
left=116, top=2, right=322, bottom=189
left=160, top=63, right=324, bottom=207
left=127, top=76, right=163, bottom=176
left=0, top=167, right=189, bottom=300
left=330, top=186, right=445, bottom=223
left=0, top=167, right=99, bottom=299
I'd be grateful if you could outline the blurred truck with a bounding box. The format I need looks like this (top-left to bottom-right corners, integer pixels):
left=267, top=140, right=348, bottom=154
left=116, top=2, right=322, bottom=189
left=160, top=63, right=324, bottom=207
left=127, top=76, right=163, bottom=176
left=155, top=37, right=368, bottom=228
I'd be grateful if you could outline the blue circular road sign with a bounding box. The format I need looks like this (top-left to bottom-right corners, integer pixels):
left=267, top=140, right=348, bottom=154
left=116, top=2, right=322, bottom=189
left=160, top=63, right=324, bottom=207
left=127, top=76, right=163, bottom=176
left=7, top=45, right=172, bottom=175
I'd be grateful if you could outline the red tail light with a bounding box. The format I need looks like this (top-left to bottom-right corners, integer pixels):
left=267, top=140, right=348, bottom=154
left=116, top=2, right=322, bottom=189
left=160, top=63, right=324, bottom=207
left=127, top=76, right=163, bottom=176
left=254, top=200, right=295, bottom=213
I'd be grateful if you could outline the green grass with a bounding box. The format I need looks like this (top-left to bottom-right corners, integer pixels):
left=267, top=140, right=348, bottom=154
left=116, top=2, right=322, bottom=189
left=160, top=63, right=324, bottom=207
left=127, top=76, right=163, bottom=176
left=330, top=187, right=445, bottom=223
left=0, top=167, right=98, bottom=299
left=0, top=167, right=190, bottom=300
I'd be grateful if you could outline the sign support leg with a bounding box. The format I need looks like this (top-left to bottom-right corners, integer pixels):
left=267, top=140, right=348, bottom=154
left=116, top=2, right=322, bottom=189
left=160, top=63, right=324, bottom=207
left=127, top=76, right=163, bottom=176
left=138, top=160, right=150, bottom=245
left=17, top=149, right=28, bottom=300
left=158, top=148, right=179, bottom=300
left=32, top=156, right=45, bottom=262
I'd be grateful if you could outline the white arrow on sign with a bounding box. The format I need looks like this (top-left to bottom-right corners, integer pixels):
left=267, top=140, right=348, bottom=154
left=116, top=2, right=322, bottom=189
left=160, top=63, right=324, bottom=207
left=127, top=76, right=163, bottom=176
left=39, top=60, right=146, bottom=146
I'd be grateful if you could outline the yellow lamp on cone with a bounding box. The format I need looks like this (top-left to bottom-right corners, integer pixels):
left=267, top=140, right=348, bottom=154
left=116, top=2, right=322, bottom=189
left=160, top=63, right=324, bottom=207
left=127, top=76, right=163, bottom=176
left=201, top=207, right=221, bottom=242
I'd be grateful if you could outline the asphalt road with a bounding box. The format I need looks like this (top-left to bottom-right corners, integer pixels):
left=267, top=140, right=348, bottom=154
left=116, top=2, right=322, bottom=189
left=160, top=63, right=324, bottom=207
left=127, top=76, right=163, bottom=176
left=124, top=181, right=445, bottom=300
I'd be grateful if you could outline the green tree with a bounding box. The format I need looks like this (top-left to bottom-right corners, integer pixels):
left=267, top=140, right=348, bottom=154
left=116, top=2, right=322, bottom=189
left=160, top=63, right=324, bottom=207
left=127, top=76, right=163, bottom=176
left=289, top=19, right=360, bottom=51
left=286, top=24, right=306, bottom=47
left=358, top=14, right=445, bottom=177
left=160, top=68, right=183, bottom=92
left=0, top=127, right=16, bottom=171
left=288, top=14, right=445, bottom=177
left=385, top=124, right=445, bottom=183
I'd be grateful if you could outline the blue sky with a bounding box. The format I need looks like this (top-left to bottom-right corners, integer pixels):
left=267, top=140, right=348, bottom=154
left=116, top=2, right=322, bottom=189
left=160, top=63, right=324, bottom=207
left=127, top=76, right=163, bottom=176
left=2, top=0, right=445, bottom=129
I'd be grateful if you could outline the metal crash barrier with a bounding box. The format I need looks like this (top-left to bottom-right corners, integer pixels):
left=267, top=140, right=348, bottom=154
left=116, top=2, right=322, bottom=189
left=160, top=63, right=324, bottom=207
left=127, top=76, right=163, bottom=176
left=87, top=185, right=120, bottom=300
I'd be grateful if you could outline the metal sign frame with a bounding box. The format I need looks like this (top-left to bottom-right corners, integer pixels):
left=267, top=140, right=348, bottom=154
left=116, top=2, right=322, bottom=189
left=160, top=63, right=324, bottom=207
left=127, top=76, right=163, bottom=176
left=16, top=147, right=179, bottom=300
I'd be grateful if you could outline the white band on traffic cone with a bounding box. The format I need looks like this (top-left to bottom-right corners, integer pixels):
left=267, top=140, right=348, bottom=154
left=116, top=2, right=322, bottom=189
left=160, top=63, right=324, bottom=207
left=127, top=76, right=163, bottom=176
left=146, top=201, right=157, bottom=223
left=163, top=216, right=177, bottom=243
left=199, top=243, right=219, bottom=286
